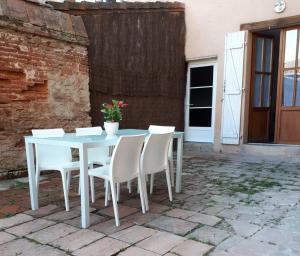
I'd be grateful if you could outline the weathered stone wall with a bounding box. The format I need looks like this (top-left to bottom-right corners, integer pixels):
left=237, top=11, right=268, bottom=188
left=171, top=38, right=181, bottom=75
left=0, top=26, right=91, bottom=176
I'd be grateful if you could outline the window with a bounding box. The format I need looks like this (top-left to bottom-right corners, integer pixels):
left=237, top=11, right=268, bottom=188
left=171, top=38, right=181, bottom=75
left=252, top=36, right=273, bottom=108
left=189, top=66, right=214, bottom=127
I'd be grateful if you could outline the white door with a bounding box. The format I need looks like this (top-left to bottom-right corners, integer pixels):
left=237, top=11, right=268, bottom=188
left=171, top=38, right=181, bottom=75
left=185, top=60, right=217, bottom=143
left=221, top=31, right=246, bottom=145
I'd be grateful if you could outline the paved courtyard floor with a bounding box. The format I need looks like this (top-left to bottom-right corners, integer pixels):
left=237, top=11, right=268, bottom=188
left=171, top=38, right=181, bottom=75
left=0, top=154, right=300, bottom=255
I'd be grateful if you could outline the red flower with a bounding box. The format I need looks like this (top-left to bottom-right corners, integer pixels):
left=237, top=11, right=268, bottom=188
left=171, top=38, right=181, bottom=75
left=118, top=101, right=128, bottom=108
left=118, top=101, right=124, bottom=107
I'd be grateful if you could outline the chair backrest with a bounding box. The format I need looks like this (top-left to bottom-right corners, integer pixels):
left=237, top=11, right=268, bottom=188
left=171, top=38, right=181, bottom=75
left=141, top=132, right=172, bottom=174
left=76, top=127, right=109, bottom=163
left=110, top=135, right=145, bottom=183
left=75, top=126, right=103, bottom=136
left=148, top=125, right=175, bottom=157
left=32, top=128, right=65, bottom=138
left=148, top=125, right=175, bottom=134
left=32, top=128, right=72, bottom=169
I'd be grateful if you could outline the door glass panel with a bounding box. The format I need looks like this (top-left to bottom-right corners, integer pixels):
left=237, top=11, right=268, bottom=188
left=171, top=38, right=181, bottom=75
left=253, top=74, right=262, bottom=107
left=298, top=32, right=300, bottom=67
left=295, top=70, right=300, bottom=106
left=190, top=87, right=212, bottom=107
left=263, top=75, right=271, bottom=107
left=190, top=66, right=213, bottom=87
left=189, top=108, right=212, bottom=127
left=255, top=38, right=263, bottom=72
left=264, top=39, right=272, bottom=72
left=284, top=29, right=298, bottom=69
left=283, top=70, right=294, bottom=106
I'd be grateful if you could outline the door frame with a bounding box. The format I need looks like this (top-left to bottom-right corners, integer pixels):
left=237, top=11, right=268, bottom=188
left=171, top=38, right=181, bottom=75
left=184, top=59, right=217, bottom=143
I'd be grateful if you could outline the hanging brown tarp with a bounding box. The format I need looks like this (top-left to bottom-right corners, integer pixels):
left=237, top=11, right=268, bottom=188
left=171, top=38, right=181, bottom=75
left=49, top=1, right=186, bottom=129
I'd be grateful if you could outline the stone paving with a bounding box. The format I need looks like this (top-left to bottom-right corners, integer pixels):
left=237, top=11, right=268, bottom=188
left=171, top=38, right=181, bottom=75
left=0, top=154, right=300, bottom=255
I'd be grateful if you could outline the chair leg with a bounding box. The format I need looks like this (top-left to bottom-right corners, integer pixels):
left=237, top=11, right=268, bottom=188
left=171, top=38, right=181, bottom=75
left=104, top=180, right=111, bottom=201
left=110, top=181, right=120, bottom=226
left=117, top=183, right=120, bottom=202
left=90, top=176, right=95, bottom=203
left=138, top=176, right=146, bottom=214
left=127, top=180, right=132, bottom=194
left=105, top=180, right=109, bottom=207
left=150, top=174, right=154, bottom=194
left=78, top=176, right=81, bottom=195
left=165, top=167, right=173, bottom=202
left=142, top=173, right=149, bottom=211
left=169, top=159, right=175, bottom=187
left=35, top=167, right=41, bottom=195
left=67, top=171, right=71, bottom=191
left=61, top=171, right=70, bottom=211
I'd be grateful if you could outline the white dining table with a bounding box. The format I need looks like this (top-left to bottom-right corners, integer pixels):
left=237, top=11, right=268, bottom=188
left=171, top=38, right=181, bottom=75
left=24, top=129, right=184, bottom=228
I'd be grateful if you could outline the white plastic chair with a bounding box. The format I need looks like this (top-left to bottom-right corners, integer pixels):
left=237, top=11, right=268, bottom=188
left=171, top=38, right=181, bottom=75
left=75, top=126, right=110, bottom=202
left=148, top=125, right=175, bottom=193
left=88, top=134, right=146, bottom=226
left=32, top=128, right=79, bottom=212
left=141, top=132, right=173, bottom=210
left=75, top=126, right=110, bottom=166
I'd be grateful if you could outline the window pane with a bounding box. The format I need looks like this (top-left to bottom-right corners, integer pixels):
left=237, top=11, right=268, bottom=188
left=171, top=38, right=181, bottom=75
left=283, top=70, right=294, bottom=106
left=189, top=108, right=212, bottom=127
left=264, top=39, right=272, bottom=72
left=190, top=66, right=213, bottom=87
left=253, top=74, right=262, bottom=107
left=284, top=29, right=298, bottom=69
left=255, top=38, right=263, bottom=72
left=190, top=88, right=212, bottom=107
left=263, top=75, right=271, bottom=107
left=295, top=70, right=300, bottom=106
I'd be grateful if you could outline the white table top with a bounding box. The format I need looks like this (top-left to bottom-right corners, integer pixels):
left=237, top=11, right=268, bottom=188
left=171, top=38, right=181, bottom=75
left=25, top=129, right=184, bottom=148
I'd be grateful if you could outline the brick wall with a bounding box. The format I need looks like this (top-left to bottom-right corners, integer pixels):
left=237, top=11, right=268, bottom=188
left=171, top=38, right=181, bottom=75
left=0, top=16, right=91, bottom=177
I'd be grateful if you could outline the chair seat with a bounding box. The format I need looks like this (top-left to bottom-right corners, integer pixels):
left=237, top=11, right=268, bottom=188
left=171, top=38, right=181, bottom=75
left=144, top=163, right=168, bottom=175
left=62, top=161, right=81, bottom=170
left=39, top=161, right=80, bottom=172
left=92, top=156, right=111, bottom=166
left=71, top=156, right=111, bottom=170
left=89, top=166, right=110, bottom=180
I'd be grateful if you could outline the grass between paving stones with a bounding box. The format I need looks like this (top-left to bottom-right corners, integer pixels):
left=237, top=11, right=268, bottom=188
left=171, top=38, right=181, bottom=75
left=187, top=234, right=214, bottom=247
left=210, top=175, right=282, bottom=196
left=26, top=237, right=41, bottom=245
left=4, top=213, right=14, bottom=218
left=228, top=184, right=259, bottom=196
left=239, top=197, right=260, bottom=205
left=244, top=178, right=282, bottom=188
left=14, top=181, right=29, bottom=189
left=185, top=223, right=216, bottom=248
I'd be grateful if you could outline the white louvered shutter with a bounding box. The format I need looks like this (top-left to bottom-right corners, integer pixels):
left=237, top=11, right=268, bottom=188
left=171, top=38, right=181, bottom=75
left=221, top=31, right=246, bottom=145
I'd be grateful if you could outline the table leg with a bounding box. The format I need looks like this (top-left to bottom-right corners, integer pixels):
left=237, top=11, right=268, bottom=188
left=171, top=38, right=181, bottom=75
left=175, top=136, right=183, bottom=193
left=25, top=141, right=38, bottom=210
left=79, top=145, right=90, bottom=228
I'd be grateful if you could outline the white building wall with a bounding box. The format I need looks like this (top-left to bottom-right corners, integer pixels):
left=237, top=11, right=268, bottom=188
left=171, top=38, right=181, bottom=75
left=127, top=0, right=300, bottom=152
